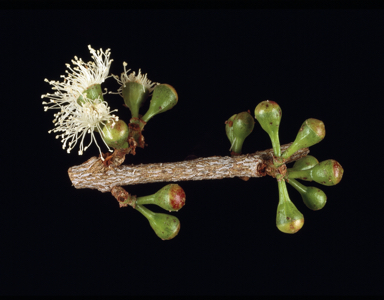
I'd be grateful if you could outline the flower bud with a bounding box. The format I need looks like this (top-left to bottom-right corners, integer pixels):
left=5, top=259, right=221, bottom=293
left=291, top=155, right=319, bottom=171
left=136, top=184, right=186, bottom=211
left=225, top=112, right=255, bottom=154
left=135, top=205, right=180, bottom=240
left=281, top=118, right=325, bottom=159
left=141, top=84, right=178, bottom=123
left=102, top=119, right=129, bottom=149
left=287, top=178, right=327, bottom=210
left=288, top=159, right=344, bottom=186
left=310, top=159, right=344, bottom=186
left=254, top=100, right=282, bottom=156
left=276, top=180, right=304, bottom=234
left=121, top=81, right=150, bottom=118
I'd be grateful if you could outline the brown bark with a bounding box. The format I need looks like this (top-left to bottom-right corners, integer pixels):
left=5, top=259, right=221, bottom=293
left=68, top=142, right=309, bottom=193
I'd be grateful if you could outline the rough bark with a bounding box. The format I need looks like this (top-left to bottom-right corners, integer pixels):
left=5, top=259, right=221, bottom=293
left=68, top=143, right=309, bottom=193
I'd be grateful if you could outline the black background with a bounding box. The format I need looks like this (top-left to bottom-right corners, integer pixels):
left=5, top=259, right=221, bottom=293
left=1, top=4, right=383, bottom=295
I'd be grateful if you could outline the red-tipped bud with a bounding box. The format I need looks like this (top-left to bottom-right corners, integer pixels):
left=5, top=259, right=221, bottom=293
left=136, top=184, right=186, bottom=211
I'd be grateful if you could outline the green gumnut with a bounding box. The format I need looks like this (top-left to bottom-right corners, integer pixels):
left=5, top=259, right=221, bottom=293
left=288, top=159, right=344, bottom=186
left=226, top=112, right=255, bottom=154
left=276, top=180, right=304, bottom=234
left=281, top=118, right=325, bottom=160
left=77, top=84, right=104, bottom=105
left=102, top=119, right=129, bottom=149
left=287, top=178, right=327, bottom=211
left=254, top=100, right=282, bottom=156
left=141, top=84, right=178, bottom=123
left=136, top=184, right=186, bottom=212
left=291, top=155, right=319, bottom=171
left=136, top=204, right=180, bottom=240
left=122, top=82, right=150, bottom=119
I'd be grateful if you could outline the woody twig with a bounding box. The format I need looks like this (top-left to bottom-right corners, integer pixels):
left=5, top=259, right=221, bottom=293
left=68, top=143, right=309, bottom=193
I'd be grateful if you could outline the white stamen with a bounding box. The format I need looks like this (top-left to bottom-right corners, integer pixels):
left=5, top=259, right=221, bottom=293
left=111, top=62, right=158, bottom=96
left=42, top=45, right=113, bottom=111
left=42, top=45, right=118, bottom=158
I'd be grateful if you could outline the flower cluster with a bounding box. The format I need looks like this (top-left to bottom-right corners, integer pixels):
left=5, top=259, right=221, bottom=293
left=42, top=45, right=118, bottom=158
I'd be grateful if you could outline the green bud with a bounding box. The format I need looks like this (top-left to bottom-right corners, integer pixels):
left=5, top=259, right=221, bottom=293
left=102, top=119, right=129, bottom=149
left=77, top=84, right=104, bottom=105
left=254, top=100, right=282, bottom=156
left=281, top=118, right=325, bottom=160
left=141, top=84, right=178, bottom=123
left=288, top=159, right=344, bottom=186
left=225, top=112, right=255, bottom=154
left=276, top=180, right=304, bottom=234
left=291, top=155, right=319, bottom=171
left=122, top=82, right=150, bottom=118
left=287, top=178, right=327, bottom=211
left=136, top=184, right=186, bottom=211
left=310, top=159, right=344, bottom=186
left=136, top=204, right=180, bottom=240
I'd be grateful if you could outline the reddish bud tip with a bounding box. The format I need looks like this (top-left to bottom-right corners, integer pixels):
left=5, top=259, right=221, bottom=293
left=169, top=184, right=186, bottom=210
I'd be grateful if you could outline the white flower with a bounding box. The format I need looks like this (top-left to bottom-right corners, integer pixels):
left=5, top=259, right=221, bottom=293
left=42, top=45, right=117, bottom=159
left=113, top=61, right=158, bottom=96
left=49, top=96, right=118, bottom=158
left=42, top=45, right=113, bottom=111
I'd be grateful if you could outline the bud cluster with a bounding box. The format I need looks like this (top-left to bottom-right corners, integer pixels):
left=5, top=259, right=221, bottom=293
left=135, top=184, right=186, bottom=240
left=111, top=62, right=178, bottom=155
left=252, top=100, right=344, bottom=234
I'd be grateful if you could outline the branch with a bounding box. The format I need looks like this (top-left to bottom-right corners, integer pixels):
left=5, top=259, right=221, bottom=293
left=68, top=142, right=309, bottom=193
